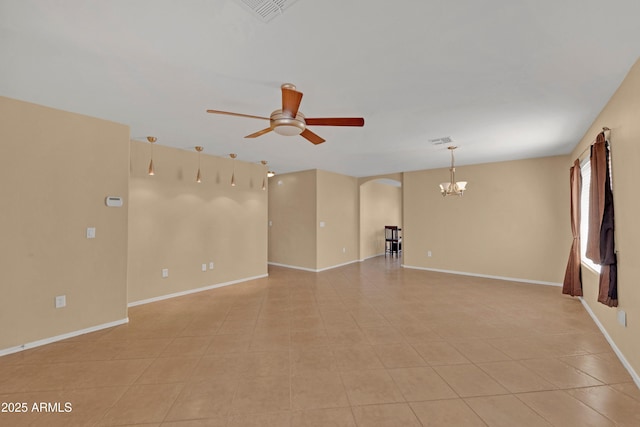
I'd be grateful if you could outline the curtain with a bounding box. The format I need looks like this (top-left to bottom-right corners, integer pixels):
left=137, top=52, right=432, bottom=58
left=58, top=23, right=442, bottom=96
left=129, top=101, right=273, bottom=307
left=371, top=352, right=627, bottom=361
left=585, top=132, right=618, bottom=307
left=585, top=134, right=606, bottom=261
left=562, top=159, right=582, bottom=296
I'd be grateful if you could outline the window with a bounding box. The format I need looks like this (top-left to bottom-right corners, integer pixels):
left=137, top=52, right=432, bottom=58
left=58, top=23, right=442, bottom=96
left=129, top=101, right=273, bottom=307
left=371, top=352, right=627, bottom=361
left=579, top=158, right=601, bottom=272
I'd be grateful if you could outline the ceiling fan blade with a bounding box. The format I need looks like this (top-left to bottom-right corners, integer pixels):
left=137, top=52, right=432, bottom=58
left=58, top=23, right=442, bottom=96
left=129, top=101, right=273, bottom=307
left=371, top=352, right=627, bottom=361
left=304, top=117, right=365, bottom=126
left=282, top=87, right=303, bottom=118
left=245, top=127, right=273, bottom=138
left=300, top=129, right=325, bottom=145
left=206, top=109, right=269, bottom=120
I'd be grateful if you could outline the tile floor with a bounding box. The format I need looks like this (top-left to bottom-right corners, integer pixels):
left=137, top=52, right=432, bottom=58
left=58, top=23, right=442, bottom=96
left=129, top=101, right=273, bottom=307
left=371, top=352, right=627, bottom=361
left=1, top=257, right=639, bottom=426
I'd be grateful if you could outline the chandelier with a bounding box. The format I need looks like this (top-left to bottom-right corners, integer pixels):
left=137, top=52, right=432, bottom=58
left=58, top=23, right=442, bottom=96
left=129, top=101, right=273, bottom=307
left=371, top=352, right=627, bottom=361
left=439, top=146, right=467, bottom=196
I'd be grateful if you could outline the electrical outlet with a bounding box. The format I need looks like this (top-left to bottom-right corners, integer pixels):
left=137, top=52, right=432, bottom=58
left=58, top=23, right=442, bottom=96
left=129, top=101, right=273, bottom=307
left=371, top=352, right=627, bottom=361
left=162, top=268, right=169, bottom=278
left=55, top=295, right=66, bottom=308
left=209, top=262, right=214, bottom=270
left=427, top=251, right=432, bottom=257
left=202, top=263, right=207, bottom=272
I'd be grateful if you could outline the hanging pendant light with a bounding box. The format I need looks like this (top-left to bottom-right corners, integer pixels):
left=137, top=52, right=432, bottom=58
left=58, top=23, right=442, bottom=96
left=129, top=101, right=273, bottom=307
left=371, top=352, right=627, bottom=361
left=195, top=146, right=204, bottom=183
left=147, top=136, right=157, bottom=175
left=439, top=146, right=467, bottom=196
left=261, top=160, right=268, bottom=190
left=229, top=153, right=237, bottom=186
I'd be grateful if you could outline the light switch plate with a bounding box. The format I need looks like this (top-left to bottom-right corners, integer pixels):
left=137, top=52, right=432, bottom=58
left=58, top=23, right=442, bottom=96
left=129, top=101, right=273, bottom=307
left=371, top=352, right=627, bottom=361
left=209, top=262, right=214, bottom=270
left=55, top=295, right=66, bottom=308
left=618, top=310, right=627, bottom=327
left=202, top=263, right=207, bottom=272
left=162, top=268, right=169, bottom=278
left=86, top=227, right=96, bottom=239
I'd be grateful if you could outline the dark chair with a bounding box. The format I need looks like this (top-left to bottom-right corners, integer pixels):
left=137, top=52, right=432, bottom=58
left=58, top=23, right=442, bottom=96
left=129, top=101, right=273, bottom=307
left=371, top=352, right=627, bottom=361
left=385, top=226, right=401, bottom=256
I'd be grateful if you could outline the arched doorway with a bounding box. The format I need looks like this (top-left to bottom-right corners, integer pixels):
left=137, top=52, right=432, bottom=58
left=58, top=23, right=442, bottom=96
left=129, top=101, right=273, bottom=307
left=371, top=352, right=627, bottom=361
left=359, top=177, right=402, bottom=260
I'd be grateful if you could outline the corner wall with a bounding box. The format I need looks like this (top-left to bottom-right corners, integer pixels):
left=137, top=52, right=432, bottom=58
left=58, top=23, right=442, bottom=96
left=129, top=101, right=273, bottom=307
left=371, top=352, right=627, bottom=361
left=267, top=169, right=359, bottom=271
left=127, top=141, right=268, bottom=303
left=316, top=170, right=359, bottom=270
left=267, top=170, right=317, bottom=270
left=0, top=96, right=129, bottom=351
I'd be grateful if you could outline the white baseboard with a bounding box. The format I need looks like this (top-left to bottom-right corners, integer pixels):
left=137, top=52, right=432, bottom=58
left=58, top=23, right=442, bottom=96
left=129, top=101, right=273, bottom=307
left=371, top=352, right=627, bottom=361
left=128, top=274, right=269, bottom=307
left=316, top=259, right=360, bottom=272
left=268, top=262, right=318, bottom=272
left=269, top=259, right=360, bottom=273
left=401, top=264, right=562, bottom=287
left=359, top=252, right=385, bottom=262
left=0, top=317, right=129, bottom=358
left=579, top=297, right=640, bottom=388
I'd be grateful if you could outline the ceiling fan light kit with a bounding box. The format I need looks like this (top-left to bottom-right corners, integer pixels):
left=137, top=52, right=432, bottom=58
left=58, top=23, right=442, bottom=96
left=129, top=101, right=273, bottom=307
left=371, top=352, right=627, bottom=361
left=207, top=83, right=364, bottom=145
left=271, top=110, right=306, bottom=136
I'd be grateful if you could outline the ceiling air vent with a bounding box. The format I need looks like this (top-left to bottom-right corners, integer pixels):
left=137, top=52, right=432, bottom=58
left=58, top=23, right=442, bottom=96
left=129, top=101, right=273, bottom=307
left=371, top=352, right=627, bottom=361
left=234, top=0, right=301, bottom=22
left=429, top=136, right=453, bottom=146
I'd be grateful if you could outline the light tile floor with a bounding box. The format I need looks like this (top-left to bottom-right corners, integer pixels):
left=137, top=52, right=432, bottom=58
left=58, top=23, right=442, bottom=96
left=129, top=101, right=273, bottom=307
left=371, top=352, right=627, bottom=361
left=1, top=257, right=639, bottom=426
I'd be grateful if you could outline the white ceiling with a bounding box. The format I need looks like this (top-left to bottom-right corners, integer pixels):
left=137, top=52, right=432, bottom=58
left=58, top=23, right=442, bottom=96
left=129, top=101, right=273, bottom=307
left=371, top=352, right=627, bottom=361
left=2, top=0, right=639, bottom=177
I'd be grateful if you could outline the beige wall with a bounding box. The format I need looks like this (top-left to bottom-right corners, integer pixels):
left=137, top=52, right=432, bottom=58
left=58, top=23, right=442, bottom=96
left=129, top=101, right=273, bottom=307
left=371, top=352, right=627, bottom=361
left=403, top=155, right=569, bottom=284
left=568, top=59, right=640, bottom=379
left=267, top=169, right=359, bottom=271
left=267, top=170, right=317, bottom=270
left=128, top=141, right=268, bottom=303
left=316, top=170, right=359, bottom=270
left=0, top=97, right=129, bottom=350
left=359, top=180, right=402, bottom=259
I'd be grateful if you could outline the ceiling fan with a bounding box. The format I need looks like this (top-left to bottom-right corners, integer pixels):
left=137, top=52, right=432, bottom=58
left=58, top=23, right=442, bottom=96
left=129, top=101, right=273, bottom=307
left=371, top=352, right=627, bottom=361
left=206, top=83, right=364, bottom=145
